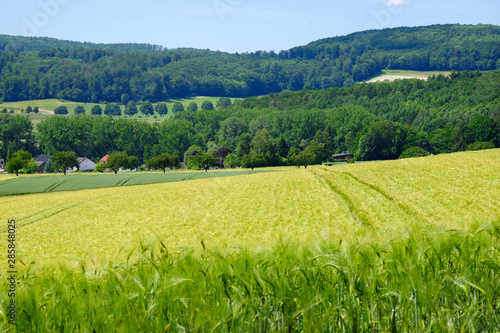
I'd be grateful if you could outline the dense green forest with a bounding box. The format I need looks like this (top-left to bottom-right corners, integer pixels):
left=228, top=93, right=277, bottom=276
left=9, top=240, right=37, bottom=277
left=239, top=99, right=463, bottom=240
left=1, top=24, right=500, bottom=102
left=2, top=70, right=499, bottom=169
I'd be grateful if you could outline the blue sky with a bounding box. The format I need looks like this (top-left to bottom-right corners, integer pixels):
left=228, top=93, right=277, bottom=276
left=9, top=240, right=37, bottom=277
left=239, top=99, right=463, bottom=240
left=2, top=0, right=499, bottom=52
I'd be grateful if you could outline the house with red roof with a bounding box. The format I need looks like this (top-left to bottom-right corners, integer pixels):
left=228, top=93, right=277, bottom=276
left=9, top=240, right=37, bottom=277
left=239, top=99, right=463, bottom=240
left=100, top=154, right=109, bottom=164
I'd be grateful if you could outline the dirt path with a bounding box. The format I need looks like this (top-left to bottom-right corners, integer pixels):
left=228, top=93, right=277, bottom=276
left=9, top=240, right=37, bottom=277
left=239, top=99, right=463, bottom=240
left=39, top=108, right=54, bottom=115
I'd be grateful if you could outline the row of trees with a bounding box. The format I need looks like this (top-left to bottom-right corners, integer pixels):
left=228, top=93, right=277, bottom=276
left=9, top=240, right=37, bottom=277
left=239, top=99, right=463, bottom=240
left=2, top=25, right=500, bottom=102
left=51, top=98, right=229, bottom=117
left=2, top=70, right=499, bottom=172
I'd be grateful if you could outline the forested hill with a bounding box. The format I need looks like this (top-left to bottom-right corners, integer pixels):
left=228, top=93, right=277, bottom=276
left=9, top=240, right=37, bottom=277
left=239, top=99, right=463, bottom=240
left=1, top=24, right=500, bottom=103
left=0, top=35, right=164, bottom=52
left=1, top=70, right=500, bottom=165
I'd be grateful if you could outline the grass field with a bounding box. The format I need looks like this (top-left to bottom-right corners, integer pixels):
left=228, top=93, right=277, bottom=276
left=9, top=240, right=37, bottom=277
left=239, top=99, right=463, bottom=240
left=1, top=150, right=499, bottom=331
left=0, top=96, right=241, bottom=125
left=0, top=169, right=272, bottom=196
left=367, top=69, right=452, bottom=83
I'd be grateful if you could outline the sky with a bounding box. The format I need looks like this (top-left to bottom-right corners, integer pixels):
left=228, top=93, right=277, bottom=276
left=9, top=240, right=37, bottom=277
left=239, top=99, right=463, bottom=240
left=1, top=0, right=499, bottom=53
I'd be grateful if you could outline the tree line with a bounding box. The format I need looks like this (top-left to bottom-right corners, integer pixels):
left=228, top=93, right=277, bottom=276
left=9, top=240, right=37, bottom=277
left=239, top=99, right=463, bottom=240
left=1, top=70, right=500, bottom=173
left=1, top=24, right=500, bottom=103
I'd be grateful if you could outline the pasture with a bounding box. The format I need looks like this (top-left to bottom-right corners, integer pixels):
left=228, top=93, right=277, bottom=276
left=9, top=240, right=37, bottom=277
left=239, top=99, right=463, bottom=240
left=0, top=96, right=240, bottom=123
left=1, top=149, right=499, bottom=331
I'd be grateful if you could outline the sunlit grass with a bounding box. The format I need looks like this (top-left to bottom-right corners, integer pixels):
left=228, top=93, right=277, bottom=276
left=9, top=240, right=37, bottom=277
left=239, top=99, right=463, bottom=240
left=1, top=150, right=499, bottom=331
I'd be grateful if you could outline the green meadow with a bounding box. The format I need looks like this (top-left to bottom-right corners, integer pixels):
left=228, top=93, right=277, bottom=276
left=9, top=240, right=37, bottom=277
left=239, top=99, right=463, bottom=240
left=0, top=169, right=270, bottom=196
left=0, top=96, right=241, bottom=124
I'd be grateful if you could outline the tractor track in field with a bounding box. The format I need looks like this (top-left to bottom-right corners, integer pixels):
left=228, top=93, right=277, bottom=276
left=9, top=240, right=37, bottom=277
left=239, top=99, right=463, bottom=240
left=0, top=201, right=86, bottom=231
left=182, top=174, right=197, bottom=181
left=311, top=166, right=425, bottom=227
left=309, top=168, right=370, bottom=227
left=115, top=176, right=139, bottom=187
left=337, top=170, right=428, bottom=224
left=43, top=179, right=69, bottom=192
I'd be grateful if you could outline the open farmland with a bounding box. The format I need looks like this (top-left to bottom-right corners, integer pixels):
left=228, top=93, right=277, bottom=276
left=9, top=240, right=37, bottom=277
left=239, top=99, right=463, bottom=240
left=0, top=169, right=272, bottom=196
left=367, top=69, right=452, bottom=83
left=1, top=150, right=500, bottom=331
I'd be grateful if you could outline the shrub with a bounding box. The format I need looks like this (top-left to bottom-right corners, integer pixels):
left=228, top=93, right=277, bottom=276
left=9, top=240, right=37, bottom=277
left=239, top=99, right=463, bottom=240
left=23, top=161, right=41, bottom=174
left=466, top=141, right=495, bottom=151
left=95, top=163, right=106, bottom=173
left=224, top=153, right=241, bottom=168
left=399, top=146, right=429, bottom=159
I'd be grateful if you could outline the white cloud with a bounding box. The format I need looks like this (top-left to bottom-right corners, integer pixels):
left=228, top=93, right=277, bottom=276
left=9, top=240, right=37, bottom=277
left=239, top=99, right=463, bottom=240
left=382, top=0, right=411, bottom=7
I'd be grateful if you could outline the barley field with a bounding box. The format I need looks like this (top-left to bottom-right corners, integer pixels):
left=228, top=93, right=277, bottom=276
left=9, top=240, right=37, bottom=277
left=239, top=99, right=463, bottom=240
left=1, top=150, right=499, bottom=332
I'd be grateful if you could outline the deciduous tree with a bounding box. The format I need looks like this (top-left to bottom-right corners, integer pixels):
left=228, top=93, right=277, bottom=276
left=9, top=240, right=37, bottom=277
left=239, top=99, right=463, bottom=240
left=51, top=151, right=79, bottom=175
left=187, top=102, right=198, bottom=112
left=216, top=97, right=232, bottom=109
left=291, top=146, right=317, bottom=168
left=224, top=153, right=240, bottom=168
left=74, top=105, right=86, bottom=115
left=5, top=150, right=32, bottom=176
left=155, top=102, right=168, bottom=117
left=140, top=101, right=154, bottom=117
left=187, top=153, right=218, bottom=171
left=104, top=103, right=121, bottom=116
left=91, top=105, right=102, bottom=115
left=184, top=145, right=204, bottom=164
left=201, top=100, right=214, bottom=111
left=54, top=106, right=68, bottom=115
left=212, top=146, right=233, bottom=168
left=240, top=151, right=266, bottom=171
left=107, top=151, right=130, bottom=174
left=146, top=153, right=180, bottom=172
left=172, top=102, right=184, bottom=113
left=125, top=101, right=138, bottom=116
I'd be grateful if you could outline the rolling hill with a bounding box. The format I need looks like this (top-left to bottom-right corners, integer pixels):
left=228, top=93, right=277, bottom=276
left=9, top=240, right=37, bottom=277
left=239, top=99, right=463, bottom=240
left=1, top=24, right=499, bottom=103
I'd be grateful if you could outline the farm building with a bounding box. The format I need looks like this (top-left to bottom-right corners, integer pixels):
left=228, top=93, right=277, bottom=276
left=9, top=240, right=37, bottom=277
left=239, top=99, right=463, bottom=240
left=36, top=155, right=51, bottom=173
left=37, top=155, right=51, bottom=163
left=332, top=153, right=355, bottom=160
left=35, top=161, right=45, bottom=173
left=100, top=154, right=109, bottom=164
left=77, top=157, right=96, bottom=172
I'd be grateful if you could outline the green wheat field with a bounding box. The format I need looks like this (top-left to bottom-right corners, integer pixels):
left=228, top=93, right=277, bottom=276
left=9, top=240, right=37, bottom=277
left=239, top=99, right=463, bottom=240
left=1, top=150, right=499, bottom=332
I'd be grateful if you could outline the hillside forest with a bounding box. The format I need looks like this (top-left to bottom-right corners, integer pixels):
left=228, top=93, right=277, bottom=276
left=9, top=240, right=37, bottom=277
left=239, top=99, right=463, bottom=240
left=1, top=24, right=500, bottom=102
left=1, top=70, right=500, bottom=170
